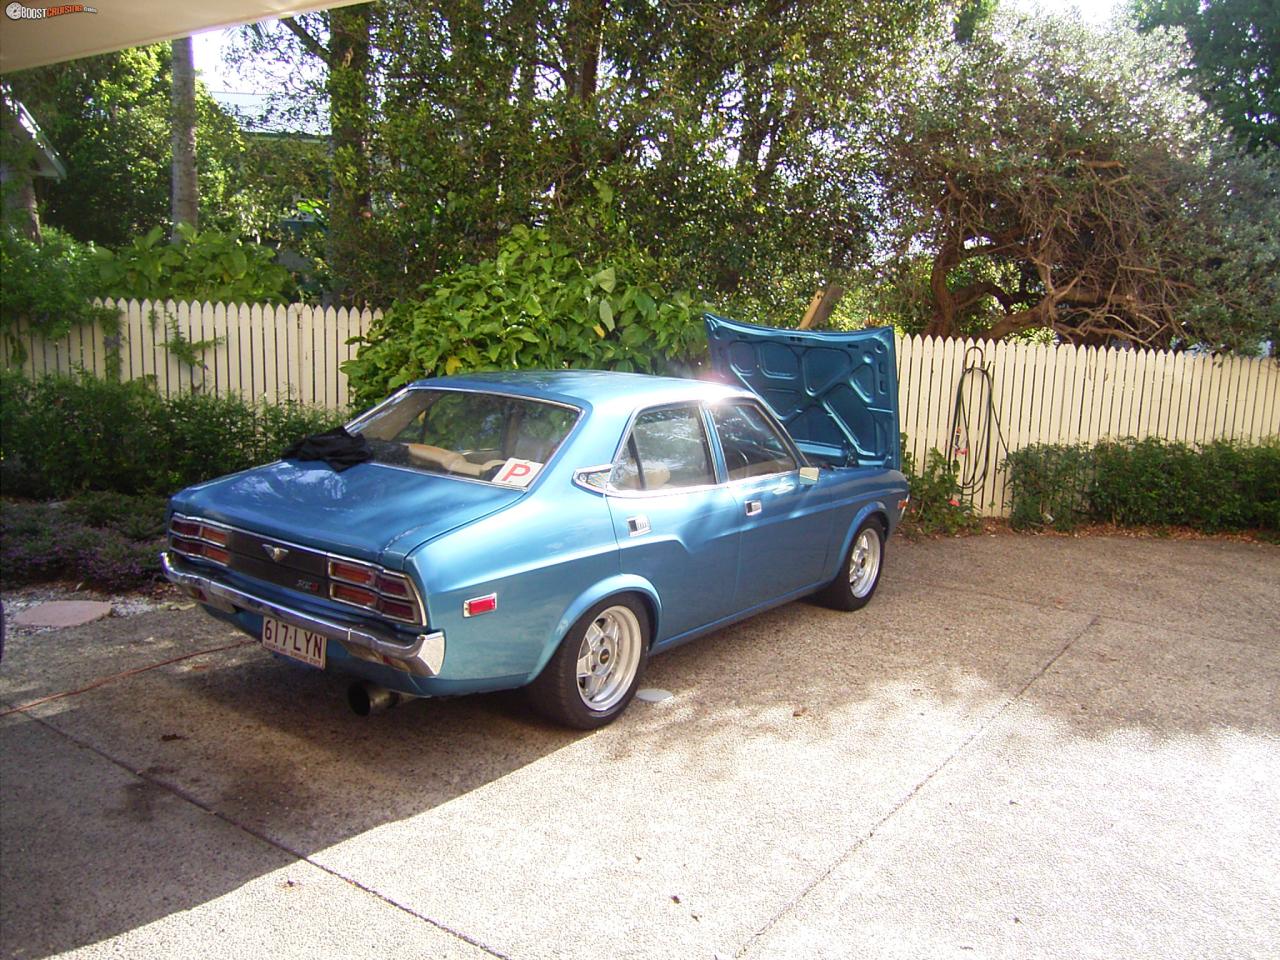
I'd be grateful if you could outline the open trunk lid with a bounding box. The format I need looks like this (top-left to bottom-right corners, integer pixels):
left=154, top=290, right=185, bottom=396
left=705, top=313, right=900, bottom=470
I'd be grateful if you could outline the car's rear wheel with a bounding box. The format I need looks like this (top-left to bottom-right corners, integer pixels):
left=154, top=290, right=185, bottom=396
left=816, top=517, right=885, bottom=611
left=527, top=595, right=649, bottom=729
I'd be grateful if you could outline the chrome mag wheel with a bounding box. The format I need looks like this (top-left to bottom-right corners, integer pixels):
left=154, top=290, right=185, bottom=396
left=576, top=604, right=643, bottom=712
left=848, top=526, right=883, bottom=599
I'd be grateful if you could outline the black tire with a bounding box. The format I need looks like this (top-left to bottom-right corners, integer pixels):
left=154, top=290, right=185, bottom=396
left=816, top=517, right=886, bottom=612
left=527, top=595, right=650, bottom=729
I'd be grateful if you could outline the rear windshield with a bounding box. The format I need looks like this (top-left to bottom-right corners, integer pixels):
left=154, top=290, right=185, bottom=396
left=352, top=389, right=579, bottom=486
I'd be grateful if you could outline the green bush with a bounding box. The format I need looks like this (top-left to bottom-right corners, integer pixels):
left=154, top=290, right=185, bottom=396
left=344, top=223, right=707, bottom=407
left=1005, top=437, right=1280, bottom=532
left=1, top=494, right=168, bottom=591
left=1004, top=443, right=1094, bottom=531
left=94, top=224, right=293, bottom=304
left=0, top=226, right=118, bottom=340
left=900, top=441, right=980, bottom=536
left=0, top=368, right=339, bottom=498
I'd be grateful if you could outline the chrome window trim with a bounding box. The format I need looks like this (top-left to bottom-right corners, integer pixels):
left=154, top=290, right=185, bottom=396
left=169, top=513, right=427, bottom=626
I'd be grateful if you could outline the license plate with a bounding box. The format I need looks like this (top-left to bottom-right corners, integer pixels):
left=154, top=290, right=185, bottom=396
left=262, top=617, right=326, bottom=669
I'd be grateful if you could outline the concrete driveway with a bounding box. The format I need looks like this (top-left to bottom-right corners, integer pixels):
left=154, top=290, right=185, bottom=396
left=1, top=533, right=1277, bottom=960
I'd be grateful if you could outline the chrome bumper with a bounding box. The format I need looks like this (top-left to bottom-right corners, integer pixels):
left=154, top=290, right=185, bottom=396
left=161, top=552, right=445, bottom=676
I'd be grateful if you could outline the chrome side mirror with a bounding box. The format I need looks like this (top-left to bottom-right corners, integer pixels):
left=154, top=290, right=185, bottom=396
left=798, top=466, right=820, bottom=486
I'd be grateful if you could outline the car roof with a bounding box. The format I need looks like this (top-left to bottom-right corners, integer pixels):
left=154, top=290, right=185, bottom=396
left=411, top=369, right=749, bottom=415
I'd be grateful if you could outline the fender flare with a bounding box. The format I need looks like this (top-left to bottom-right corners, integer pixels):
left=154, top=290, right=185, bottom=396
left=522, top=574, right=662, bottom=684
left=829, top=500, right=894, bottom=580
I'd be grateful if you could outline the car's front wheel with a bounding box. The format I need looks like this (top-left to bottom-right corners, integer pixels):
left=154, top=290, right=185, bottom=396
left=527, top=595, right=650, bottom=729
left=816, top=517, right=886, bottom=611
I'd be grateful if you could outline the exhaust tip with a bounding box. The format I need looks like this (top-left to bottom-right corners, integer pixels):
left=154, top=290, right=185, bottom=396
left=348, top=682, right=400, bottom=716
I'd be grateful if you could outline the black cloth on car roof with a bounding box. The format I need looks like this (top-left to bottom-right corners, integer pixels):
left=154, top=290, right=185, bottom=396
left=281, top=426, right=372, bottom=472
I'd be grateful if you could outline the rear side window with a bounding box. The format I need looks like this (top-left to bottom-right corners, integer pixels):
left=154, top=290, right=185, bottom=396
left=710, top=403, right=797, bottom=481
left=611, top=405, right=715, bottom=491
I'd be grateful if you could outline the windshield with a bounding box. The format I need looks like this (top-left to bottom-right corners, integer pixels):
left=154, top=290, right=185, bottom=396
left=352, top=389, right=579, bottom=486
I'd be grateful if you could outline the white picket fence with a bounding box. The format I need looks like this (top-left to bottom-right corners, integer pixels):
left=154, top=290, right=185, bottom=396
left=5, top=299, right=378, bottom=410
left=895, top=335, right=1278, bottom=515
left=5, top=299, right=1278, bottom=515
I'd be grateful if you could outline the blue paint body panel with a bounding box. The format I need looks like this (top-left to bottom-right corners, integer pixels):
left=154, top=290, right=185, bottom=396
left=167, top=318, right=909, bottom=701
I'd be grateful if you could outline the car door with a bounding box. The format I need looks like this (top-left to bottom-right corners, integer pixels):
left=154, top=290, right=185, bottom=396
left=707, top=400, right=834, bottom=605
left=603, top=404, right=742, bottom=644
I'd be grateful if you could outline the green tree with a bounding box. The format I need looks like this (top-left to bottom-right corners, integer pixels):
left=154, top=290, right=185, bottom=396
left=5, top=45, right=245, bottom=247
left=864, top=12, right=1280, bottom=351
left=229, top=1, right=948, bottom=316
left=1133, top=0, right=1279, bottom=154
left=232, top=6, right=374, bottom=303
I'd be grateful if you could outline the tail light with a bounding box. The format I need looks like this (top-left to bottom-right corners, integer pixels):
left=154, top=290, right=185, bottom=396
left=327, top=558, right=423, bottom=625
left=168, top=514, right=425, bottom=627
left=169, top=517, right=232, bottom=567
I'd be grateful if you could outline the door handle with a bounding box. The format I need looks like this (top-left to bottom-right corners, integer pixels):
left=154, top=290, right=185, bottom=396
left=627, top=515, right=651, bottom=536
left=745, top=499, right=762, bottom=517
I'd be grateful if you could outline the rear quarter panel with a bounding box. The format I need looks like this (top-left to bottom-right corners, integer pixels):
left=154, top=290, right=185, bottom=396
left=407, top=481, right=621, bottom=685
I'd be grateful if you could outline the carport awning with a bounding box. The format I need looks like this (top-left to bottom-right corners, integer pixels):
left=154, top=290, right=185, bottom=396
left=0, top=0, right=364, bottom=73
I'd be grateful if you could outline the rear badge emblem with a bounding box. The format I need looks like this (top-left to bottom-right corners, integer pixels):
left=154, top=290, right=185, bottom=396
left=263, top=544, right=290, bottom=562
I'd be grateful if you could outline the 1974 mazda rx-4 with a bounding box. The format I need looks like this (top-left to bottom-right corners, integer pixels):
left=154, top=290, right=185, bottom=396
left=162, top=315, right=909, bottom=727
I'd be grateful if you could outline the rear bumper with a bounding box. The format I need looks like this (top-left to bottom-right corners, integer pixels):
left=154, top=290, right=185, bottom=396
left=161, top=552, right=446, bottom=676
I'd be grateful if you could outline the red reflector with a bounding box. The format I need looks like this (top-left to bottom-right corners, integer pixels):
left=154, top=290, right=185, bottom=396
left=376, top=574, right=411, bottom=598
left=171, top=536, right=201, bottom=557
left=330, top=560, right=375, bottom=585
left=463, top=594, right=497, bottom=617
left=171, top=519, right=199, bottom=537
left=203, top=544, right=231, bottom=565
left=332, top=582, right=378, bottom=608
left=379, top=598, right=417, bottom=622
left=200, top=525, right=230, bottom=546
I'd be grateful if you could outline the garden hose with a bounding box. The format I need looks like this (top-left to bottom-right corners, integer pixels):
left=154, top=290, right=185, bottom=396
left=946, top=345, right=1009, bottom=506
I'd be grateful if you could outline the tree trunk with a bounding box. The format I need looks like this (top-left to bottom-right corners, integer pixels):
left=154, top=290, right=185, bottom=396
left=326, top=4, right=372, bottom=304
left=170, top=36, right=199, bottom=234
left=0, top=97, right=42, bottom=241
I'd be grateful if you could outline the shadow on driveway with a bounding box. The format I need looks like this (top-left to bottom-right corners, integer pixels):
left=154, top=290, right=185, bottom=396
left=1, top=533, right=1276, bottom=959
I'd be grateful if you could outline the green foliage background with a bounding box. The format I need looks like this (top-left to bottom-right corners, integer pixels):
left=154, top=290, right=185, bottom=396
left=344, top=209, right=707, bottom=405
left=1005, top=437, right=1280, bottom=533
left=0, top=369, right=338, bottom=498
left=0, top=228, right=117, bottom=339
left=94, top=224, right=293, bottom=304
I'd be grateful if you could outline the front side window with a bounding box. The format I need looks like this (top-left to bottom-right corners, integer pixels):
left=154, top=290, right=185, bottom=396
left=353, top=389, right=578, bottom=484
left=710, top=402, right=798, bottom=481
left=610, top=405, right=715, bottom=491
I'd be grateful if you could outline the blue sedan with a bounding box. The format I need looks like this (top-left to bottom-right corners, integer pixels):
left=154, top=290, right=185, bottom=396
left=162, top=316, right=909, bottom=727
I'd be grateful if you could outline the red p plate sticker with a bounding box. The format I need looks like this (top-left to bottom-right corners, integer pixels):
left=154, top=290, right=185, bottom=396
left=493, top=458, right=542, bottom=487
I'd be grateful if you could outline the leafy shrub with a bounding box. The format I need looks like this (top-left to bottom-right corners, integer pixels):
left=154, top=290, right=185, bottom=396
left=94, top=224, right=293, bottom=304
left=1005, top=437, right=1280, bottom=532
left=344, top=223, right=707, bottom=407
left=1004, top=443, right=1094, bottom=531
left=0, top=495, right=168, bottom=591
left=0, top=368, right=339, bottom=498
left=0, top=226, right=118, bottom=340
left=900, top=441, right=980, bottom=536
